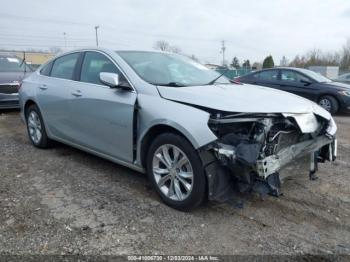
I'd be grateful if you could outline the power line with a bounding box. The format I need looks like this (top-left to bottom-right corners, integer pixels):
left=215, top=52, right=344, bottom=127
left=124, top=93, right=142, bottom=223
left=0, top=13, right=91, bottom=26
left=0, top=13, right=223, bottom=43
left=0, top=33, right=96, bottom=41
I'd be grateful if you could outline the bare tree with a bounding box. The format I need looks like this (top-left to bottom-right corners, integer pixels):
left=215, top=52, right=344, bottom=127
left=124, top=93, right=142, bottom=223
left=340, top=39, right=350, bottom=71
left=153, top=40, right=170, bottom=52
left=153, top=40, right=201, bottom=63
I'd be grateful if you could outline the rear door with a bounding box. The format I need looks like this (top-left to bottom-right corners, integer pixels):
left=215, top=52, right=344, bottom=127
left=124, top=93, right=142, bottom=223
left=279, top=70, right=318, bottom=101
left=68, top=51, right=137, bottom=163
left=250, top=69, right=281, bottom=89
left=36, top=52, right=81, bottom=140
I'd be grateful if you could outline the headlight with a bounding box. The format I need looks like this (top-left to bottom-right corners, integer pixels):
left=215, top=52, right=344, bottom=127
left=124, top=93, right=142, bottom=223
left=339, top=90, right=350, bottom=96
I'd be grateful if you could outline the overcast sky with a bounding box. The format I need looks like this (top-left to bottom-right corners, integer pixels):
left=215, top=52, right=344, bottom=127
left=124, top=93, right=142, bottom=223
left=1, top=0, right=350, bottom=64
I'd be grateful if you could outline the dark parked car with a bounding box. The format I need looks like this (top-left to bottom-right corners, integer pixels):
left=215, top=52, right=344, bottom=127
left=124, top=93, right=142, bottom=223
left=0, top=54, right=32, bottom=109
left=236, top=67, right=350, bottom=114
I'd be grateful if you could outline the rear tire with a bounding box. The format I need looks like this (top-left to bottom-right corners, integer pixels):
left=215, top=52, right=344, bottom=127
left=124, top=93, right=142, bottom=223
left=146, top=133, right=206, bottom=211
left=318, top=95, right=339, bottom=114
left=25, top=104, right=52, bottom=148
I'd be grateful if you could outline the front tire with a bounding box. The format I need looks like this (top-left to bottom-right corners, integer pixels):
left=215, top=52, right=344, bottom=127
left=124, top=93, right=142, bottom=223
left=146, top=133, right=206, bottom=211
left=318, top=95, right=339, bottom=114
left=25, top=104, right=51, bottom=148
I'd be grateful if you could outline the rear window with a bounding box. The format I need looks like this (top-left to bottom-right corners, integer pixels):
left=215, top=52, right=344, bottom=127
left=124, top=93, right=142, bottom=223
left=254, top=70, right=279, bottom=81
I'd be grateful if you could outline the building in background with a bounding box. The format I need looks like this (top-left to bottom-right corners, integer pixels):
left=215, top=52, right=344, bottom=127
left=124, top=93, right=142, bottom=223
left=308, top=66, right=339, bottom=79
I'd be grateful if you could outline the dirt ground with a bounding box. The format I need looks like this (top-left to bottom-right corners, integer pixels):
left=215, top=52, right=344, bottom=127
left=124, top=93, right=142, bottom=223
left=0, top=110, right=350, bottom=256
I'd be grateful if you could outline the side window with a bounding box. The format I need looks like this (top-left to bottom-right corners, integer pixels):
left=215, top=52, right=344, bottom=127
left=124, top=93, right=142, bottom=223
left=256, top=70, right=278, bottom=81
left=80, top=51, right=127, bottom=85
left=252, top=73, right=260, bottom=78
left=40, top=61, right=53, bottom=76
left=51, top=53, right=80, bottom=80
left=281, top=70, right=310, bottom=83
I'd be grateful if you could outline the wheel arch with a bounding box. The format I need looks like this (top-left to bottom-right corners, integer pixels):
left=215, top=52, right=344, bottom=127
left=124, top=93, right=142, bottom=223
left=23, top=99, right=52, bottom=138
left=138, top=123, right=201, bottom=168
left=24, top=99, right=37, bottom=117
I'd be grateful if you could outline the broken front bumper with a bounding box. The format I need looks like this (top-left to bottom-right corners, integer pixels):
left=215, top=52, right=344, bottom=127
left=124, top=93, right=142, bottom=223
left=256, top=135, right=337, bottom=179
left=203, top=135, right=336, bottom=201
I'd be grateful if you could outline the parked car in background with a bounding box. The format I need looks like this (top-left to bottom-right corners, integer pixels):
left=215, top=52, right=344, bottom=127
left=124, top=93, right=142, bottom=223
left=236, top=67, right=350, bottom=114
left=19, top=49, right=337, bottom=210
left=0, top=53, right=32, bottom=109
left=333, top=72, right=350, bottom=84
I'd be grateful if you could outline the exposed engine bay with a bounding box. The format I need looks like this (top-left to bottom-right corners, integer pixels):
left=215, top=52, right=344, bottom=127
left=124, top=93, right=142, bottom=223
left=201, top=111, right=337, bottom=201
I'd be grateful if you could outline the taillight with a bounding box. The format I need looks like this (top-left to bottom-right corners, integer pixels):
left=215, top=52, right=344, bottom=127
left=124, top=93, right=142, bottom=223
left=230, top=78, right=241, bottom=84
left=16, top=81, right=22, bottom=91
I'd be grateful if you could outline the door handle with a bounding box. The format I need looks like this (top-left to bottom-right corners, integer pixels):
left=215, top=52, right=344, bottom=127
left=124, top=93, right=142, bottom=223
left=39, top=84, right=48, bottom=90
left=72, top=90, right=82, bottom=97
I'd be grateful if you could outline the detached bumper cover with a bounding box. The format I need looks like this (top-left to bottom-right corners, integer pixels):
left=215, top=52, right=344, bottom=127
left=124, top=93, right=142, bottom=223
left=256, top=135, right=336, bottom=179
left=205, top=112, right=337, bottom=201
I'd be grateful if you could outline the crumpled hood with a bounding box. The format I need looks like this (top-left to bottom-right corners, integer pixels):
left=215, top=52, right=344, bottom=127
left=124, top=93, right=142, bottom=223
left=157, top=83, right=330, bottom=117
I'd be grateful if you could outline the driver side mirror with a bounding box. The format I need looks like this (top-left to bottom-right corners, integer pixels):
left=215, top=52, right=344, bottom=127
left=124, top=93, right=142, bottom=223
left=300, top=79, right=312, bottom=86
left=99, top=72, right=133, bottom=91
left=100, top=72, right=120, bottom=88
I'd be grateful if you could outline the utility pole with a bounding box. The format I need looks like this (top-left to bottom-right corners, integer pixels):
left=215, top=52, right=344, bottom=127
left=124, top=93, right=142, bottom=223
left=221, top=40, right=226, bottom=66
left=94, top=25, right=99, bottom=47
left=63, top=32, right=67, bottom=48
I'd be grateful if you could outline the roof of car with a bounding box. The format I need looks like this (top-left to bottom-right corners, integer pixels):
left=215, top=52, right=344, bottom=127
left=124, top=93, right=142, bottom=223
left=258, top=67, right=306, bottom=71
left=249, top=67, right=313, bottom=75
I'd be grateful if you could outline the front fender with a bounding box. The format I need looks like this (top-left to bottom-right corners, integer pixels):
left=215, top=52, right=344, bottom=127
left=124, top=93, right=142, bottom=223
left=136, top=94, right=218, bottom=165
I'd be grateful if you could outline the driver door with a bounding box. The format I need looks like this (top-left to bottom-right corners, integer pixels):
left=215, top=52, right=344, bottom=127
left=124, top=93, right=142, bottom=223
left=279, top=70, right=318, bottom=101
left=68, top=51, right=136, bottom=163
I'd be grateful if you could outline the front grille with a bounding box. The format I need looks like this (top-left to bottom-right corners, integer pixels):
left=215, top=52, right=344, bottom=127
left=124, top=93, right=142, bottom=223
left=0, top=84, right=19, bottom=94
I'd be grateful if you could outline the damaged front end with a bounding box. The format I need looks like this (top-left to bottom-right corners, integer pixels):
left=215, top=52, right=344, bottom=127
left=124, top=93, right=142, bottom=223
left=201, top=111, right=337, bottom=201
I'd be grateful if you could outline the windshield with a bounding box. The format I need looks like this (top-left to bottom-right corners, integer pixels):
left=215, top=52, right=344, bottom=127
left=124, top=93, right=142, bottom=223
left=117, top=51, right=230, bottom=86
left=0, top=56, right=31, bottom=72
left=300, top=68, right=332, bottom=83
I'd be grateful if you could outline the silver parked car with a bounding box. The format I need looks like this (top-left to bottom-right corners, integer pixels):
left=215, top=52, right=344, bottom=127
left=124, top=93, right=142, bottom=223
left=19, top=49, right=337, bottom=210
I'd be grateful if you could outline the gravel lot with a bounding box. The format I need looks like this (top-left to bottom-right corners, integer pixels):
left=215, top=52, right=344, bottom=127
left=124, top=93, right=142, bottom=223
left=0, top=110, right=350, bottom=255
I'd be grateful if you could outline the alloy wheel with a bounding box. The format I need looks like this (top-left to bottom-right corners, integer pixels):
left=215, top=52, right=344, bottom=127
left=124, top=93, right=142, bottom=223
left=27, top=111, right=42, bottom=144
left=319, top=98, right=332, bottom=112
left=152, top=144, right=194, bottom=201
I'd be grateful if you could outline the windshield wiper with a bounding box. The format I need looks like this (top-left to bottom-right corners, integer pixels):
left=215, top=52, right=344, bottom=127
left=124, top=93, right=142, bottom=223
left=155, top=82, right=187, bottom=87
left=206, top=69, right=229, bottom=85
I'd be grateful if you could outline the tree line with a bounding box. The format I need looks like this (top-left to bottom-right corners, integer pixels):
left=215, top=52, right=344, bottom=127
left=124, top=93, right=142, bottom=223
left=153, top=40, right=200, bottom=62
left=154, top=39, right=350, bottom=73
left=289, top=39, right=350, bottom=72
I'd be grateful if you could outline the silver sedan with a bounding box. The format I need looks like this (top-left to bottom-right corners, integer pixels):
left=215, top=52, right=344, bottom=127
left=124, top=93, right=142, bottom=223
left=19, top=49, right=337, bottom=210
